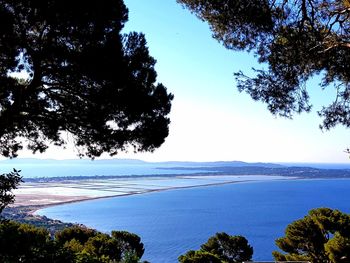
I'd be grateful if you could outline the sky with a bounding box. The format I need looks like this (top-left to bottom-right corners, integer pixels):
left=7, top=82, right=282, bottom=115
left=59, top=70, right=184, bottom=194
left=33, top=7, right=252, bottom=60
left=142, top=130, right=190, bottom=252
left=14, top=0, right=350, bottom=163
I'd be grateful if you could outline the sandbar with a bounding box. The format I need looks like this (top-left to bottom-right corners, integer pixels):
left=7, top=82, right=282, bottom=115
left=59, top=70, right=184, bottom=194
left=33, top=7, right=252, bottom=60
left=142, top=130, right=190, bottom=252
left=11, top=174, right=296, bottom=211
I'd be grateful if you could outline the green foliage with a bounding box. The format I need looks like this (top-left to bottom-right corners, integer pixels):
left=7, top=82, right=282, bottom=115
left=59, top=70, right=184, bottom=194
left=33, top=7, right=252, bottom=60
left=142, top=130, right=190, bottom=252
left=325, top=232, right=350, bottom=263
left=121, top=251, right=144, bottom=263
left=177, top=0, right=273, bottom=51
left=55, top=226, right=97, bottom=246
left=74, top=252, right=102, bottom=263
left=178, top=232, right=253, bottom=263
left=112, top=230, right=145, bottom=259
left=84, top=233, right=121, bottom=261
left=56, top=226, right=145, bottom=262
left=0, top=220, right=73, bottom=262
left=0, top=0, right=173, bottom=158
left=0, top=169, right=22, bottom=214
left=0, top=221, right=144, bottom=262
left=63, top=239, right=85, bottom=254
left=0, top=220, right=49, bottom=261
left=177, top=0, right=350, bottom=130
left=200, top=232, right=253, bottom=262
left=178, top=250, right=222, bottom=263
left=273, top=207, right=350, bottom=262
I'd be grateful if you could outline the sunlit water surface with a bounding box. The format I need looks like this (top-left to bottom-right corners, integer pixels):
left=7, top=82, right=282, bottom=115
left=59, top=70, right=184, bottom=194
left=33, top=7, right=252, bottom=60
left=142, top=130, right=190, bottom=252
left=38, top=179, right=350, bottom=262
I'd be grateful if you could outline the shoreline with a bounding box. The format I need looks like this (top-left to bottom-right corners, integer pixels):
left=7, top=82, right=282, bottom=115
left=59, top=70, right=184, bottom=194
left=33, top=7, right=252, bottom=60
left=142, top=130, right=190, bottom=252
left=17, top=175, right=299, bottom=215
left=30, top=179, right=255, bottom=214
left=4, top=175, right=339, bottom=235
left=6, top=175, right=296, bottom=233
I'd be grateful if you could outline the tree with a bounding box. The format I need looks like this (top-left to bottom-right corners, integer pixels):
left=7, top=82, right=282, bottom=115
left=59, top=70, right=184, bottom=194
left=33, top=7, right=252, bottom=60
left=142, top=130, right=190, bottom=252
left=177, top=0, right=350, bottom=131
left=112, top=230, right=145, bottom=259
left=55, top=225, right=145, bottom=262
left=55, top=226, right=97, bottom=246
left=273, top=207, right=350, bottom=262
left=178, top=232, right=253, bottom=263
left=0, top=0, right=173, bottom=158
left=0, top=1, right=164, bottom=261
left=325, top=232, right=350, bottom=263
left=0, top=169, right=22, bottom=214
left=200, top=232, right=253, bottom=262
left=0, top=220, right=73, bottom=262
left=83, top=233, right=121, bottom=262
left=0, top=222, right=147, bottom=262
left=178, top=250, right=222, bottom=263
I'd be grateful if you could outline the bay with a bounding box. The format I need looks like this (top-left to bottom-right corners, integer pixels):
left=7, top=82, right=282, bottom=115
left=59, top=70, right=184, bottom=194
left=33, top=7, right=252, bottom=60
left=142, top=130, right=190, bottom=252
left=0, top=159, right=209, bottom=178
left=37, top=179, right=350, bottom=262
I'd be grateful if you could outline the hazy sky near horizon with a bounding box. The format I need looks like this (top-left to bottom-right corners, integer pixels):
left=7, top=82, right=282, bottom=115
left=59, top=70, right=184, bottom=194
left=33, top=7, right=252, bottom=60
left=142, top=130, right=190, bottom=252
left=13, top=0, right=350, bottom=163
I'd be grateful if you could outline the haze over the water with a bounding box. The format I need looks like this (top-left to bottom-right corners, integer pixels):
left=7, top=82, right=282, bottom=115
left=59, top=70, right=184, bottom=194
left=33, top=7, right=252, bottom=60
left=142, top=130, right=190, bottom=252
left=5, top=0, right=350, bottom=164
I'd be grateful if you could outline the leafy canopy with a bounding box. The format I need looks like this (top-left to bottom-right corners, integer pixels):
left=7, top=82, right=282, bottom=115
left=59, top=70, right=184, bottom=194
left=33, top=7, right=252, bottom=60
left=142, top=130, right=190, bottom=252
left=178, top=250, right=222, bottom=263
left=0, top=0, right=173, bottom=158
left=111, top=230, right=145, bottom=259
left=0, top=169, right=22, bottom=214
left=0, top=220, right=72, bottom=262
left=273, top=207, right=350, bottom=262
left=178, top=232, right=253, bottom=263
left=200, top=232, right=253, bottom=263
left=0, top=222, right=146, bottom=263
left=177, top=0, right=350, bottom=130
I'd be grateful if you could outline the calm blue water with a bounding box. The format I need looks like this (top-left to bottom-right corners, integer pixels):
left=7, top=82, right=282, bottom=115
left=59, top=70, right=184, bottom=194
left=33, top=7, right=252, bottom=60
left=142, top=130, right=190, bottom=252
left=38, top=179, right=350, bottom=262
left=3, top=158, right=350, bottom=179
left=0, top=160, right=209, bottom=178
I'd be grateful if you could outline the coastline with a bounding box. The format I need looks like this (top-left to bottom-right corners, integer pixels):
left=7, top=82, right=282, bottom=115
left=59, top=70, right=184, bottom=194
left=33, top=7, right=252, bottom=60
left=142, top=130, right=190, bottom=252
left=12, top=174, right=297, bottom=215
left=2, top=174, right=306, bottom=234
left=29, top=180, right=261, bottom=213
left=5, top=175, right=297, bottom=234
left=5, top=174, right=350, bottom=262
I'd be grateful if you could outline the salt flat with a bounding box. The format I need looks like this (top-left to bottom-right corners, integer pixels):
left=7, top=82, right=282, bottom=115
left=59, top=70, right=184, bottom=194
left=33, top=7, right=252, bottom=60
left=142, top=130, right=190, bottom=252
left=13, top=175, right=291, bottom=207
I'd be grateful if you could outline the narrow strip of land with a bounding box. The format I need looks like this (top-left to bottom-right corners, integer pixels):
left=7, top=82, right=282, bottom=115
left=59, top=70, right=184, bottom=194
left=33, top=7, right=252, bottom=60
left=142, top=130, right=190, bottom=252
left=12, top=175, right=293, bottom=209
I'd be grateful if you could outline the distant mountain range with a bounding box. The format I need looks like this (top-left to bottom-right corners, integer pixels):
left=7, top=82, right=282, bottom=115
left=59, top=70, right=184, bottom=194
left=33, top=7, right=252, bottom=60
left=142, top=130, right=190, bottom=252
left=154, top=160, right=284, bottom=168
left=0, top=158, right=283, bottom=167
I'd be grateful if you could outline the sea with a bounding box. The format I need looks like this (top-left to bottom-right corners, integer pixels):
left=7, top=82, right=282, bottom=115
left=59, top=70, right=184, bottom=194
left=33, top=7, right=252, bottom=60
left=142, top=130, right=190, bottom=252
left=0, top=159, right=211, bottom=178
left=37, top=178, right=350, bottom=262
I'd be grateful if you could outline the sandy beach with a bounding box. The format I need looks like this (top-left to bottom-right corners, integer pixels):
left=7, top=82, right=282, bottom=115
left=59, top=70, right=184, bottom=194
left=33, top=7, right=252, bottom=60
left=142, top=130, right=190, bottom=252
left=12, top=175, right=293, bottom=209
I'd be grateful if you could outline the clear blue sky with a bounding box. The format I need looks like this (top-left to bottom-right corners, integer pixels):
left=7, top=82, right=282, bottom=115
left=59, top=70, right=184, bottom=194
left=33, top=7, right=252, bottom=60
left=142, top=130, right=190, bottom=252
left=17, top=0, right=350, bottom=163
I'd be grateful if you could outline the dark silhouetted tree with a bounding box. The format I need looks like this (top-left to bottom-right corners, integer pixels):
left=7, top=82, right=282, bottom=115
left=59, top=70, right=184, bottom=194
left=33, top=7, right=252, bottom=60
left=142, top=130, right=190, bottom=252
left=83, top=233, right=121, bottom=262
left=55, top=225, right=97, bottom=246
left=0, top=169, right=22, bottom=214
left=55, top=225, right=146, bottom=262
left=177, top=0, right=350, bottom=132
left=200, top=232, right=253, bottom=262
left=112, top=230, right=145, bottom=259
left=178, top=232, right=253, bottom=263
left=0, top=1, right=166, bottom=261
left=0, top=223, right=146, bottom=262
left=273, top=207, right=350, bottom=262
left=0, top=220, right=73, bottom=262
left=0, top=0, right=173, bottom=158
left=55, top=226, right=146, bottom=261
